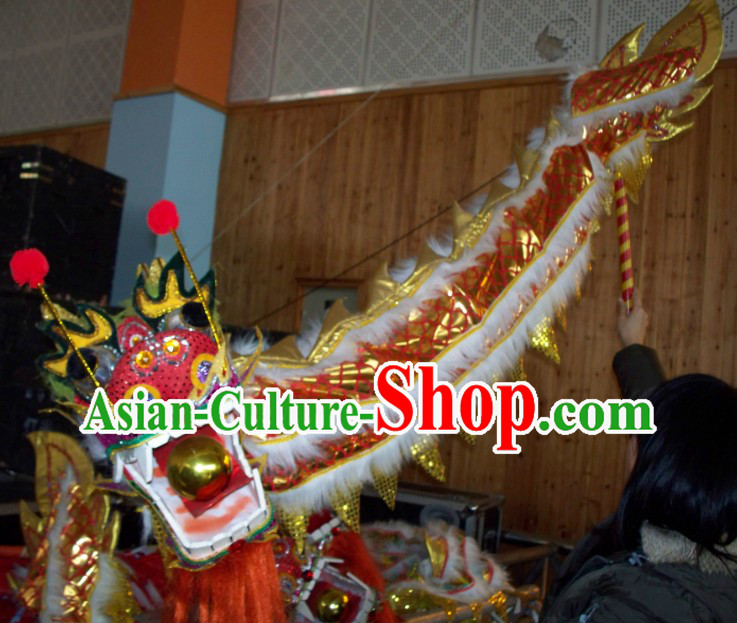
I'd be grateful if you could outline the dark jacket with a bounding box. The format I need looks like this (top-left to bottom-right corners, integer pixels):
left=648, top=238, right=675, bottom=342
left=543, top=346, right=737, bottom=622
left=544, top=552, right=737, bottom=622
left=612, top=344, right=665, bottom=399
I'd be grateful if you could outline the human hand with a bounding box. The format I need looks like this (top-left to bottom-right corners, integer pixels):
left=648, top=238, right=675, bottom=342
left=617, top=289, right=648, bottom=347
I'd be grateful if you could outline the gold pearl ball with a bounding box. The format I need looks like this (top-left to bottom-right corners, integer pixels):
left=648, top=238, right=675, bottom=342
left=166, top=437, right=232, bottom=501
left=314, top=588, right=349, bottom=622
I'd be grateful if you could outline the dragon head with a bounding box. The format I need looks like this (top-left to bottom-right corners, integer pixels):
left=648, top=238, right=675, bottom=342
left=38, top=254, right=272, bottom=569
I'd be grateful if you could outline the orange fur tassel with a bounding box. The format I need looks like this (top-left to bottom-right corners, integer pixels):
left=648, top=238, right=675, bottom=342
left=328, top=530, right=399, bottom=623
left=163, top=542, right=287, bottom=623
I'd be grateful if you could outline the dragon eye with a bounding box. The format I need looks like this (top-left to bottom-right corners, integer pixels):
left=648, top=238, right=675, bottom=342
left=67, top=348, right=98, bottom=381
left=181, top=302, right=209, bottom=328
left=135, top=350, right=155, bottom=369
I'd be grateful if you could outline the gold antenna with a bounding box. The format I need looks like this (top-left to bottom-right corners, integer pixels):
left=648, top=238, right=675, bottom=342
left=10, top=249, right=101, bottom=388
left=147, top=200, right=223, bottom=349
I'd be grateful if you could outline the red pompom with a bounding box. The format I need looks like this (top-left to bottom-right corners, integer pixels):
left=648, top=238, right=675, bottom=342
left=10, top=248, right=49, bottom=289
left=147, top=200, right=180, bottom=235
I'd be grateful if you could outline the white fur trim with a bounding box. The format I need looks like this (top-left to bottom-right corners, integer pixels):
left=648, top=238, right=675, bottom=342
left=269, top=426, right=425, bottom=514
left=641, top=522, right=737, bottom=574
left=465, top=193, right=487, bottom=216
left=40, top=471, right=72, bottom=623
left=40, top=470, right=128, bottom=623
left=606, top=132, right=648, bottom=171
left=499, top=163, right=521, bottom=189
left=140, top=506, right=153, bottom=546
left=388, top=257, right=418, bottom=284
left=295, top=318, right=324, bottom=358
left=363, top=521, right=509, bottom=603
left=426, top=231, right=454, bottom=258
left=230, top=332, right=269, bottom=356
left=82, top=435, right=107, bottom=462
left=363, top=520, right=418, bottom=542
left=242, top=430, right=333, bottom=470
left=88, top=554, right=127, bottom=623
left=565, top=70, right=695, bottom=132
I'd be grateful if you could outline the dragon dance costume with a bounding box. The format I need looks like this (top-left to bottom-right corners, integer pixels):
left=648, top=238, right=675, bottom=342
left=6, top=1, right=723, bottom=621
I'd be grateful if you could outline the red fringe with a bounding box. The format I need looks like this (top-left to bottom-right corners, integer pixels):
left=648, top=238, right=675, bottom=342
left=328, top=531, right=399, bottom=623
left=163, top=541, right=287, bottom=623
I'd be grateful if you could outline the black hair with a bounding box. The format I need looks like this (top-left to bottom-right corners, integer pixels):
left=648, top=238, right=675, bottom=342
left=547, top=374, right=737, bottom=606
left=615, top=374, right=737, bottom=557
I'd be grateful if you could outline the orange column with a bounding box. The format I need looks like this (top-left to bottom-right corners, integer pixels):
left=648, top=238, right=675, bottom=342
left=108, top=0, right=237, bottom=302
left=119, top=0, right=237, bottom=107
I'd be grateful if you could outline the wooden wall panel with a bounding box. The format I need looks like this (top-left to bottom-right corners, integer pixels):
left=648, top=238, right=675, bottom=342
left=214, top=63, right=737, bottom=542
left=0, top=123, right=110, bottom=169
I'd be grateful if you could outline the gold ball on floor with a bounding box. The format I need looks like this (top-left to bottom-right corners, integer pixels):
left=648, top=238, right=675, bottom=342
left=314, top=588, right=349, bottom=622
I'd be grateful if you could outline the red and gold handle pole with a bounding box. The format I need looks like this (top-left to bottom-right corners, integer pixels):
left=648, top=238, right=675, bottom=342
left=615, top=172, right=634, bottom=315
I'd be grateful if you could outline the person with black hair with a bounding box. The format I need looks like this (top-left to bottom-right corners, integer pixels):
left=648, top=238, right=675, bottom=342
left=543, top=294, right=737, bottom=622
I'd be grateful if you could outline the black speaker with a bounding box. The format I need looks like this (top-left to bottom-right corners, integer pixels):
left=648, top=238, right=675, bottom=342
left=0, top=144, right=125, bottom=303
